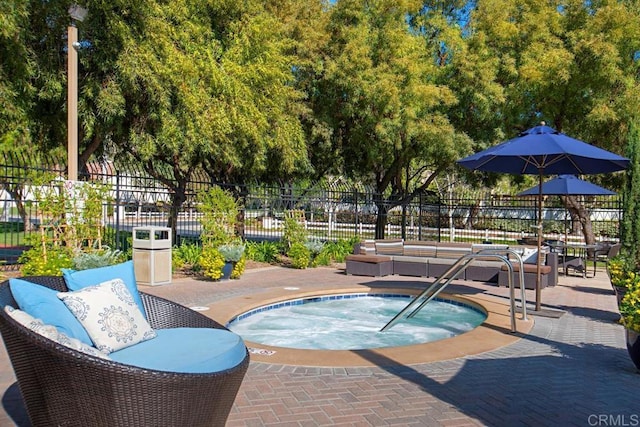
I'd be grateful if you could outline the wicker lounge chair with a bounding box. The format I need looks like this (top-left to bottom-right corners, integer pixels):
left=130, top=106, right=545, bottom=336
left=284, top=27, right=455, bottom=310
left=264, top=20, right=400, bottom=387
left=0, top=276, right=249, bottom=427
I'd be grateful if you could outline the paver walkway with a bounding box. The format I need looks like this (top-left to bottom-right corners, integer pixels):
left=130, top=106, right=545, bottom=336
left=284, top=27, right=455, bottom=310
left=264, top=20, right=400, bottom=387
left=1, top=265, right=637, bottom=426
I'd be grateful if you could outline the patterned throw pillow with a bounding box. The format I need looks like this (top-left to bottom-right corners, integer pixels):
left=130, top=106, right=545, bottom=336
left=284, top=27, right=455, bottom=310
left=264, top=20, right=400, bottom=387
left=4, top=306, right=110, bottom=360
left=62, top=261, right=147, bottom=318
left=58, top=279, right=157, bottom=354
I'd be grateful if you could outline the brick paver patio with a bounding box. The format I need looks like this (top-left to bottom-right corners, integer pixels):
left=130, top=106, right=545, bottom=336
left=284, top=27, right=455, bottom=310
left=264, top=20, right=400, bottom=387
left=1, top=264, right=637, bottom=426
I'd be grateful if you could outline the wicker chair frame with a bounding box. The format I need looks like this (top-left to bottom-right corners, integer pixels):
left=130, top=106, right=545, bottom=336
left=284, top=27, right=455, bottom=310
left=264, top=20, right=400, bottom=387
left=0, top=276, right=249, bottom=427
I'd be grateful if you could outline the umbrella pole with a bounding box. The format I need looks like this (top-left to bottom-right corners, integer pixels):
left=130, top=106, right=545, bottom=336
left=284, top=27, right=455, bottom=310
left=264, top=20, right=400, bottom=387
left=536, top=170, right=543, bottom=311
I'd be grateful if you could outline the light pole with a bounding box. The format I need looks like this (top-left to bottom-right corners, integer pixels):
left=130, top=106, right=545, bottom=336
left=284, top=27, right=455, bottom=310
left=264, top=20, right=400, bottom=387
left=67, top=4, right=88, bottom=181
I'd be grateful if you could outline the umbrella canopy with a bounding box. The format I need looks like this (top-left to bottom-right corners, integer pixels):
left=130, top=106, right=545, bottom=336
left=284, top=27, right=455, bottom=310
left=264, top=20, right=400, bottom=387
left=517, top=175, right=617, bottom=196
left=457, top=124, right=629, bottom=311
left=518, top=175, right=617, bottom=252
left=457, top=125, right=629, bottom=175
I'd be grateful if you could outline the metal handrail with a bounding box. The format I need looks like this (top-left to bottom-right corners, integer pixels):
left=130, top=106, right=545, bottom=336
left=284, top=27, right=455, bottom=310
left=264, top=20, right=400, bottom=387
left=380, top=249, right=527, bottom=333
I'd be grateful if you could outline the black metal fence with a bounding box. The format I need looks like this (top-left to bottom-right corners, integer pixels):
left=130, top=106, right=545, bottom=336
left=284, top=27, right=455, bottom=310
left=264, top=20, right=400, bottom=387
left=0, top=156, right=623, bottom=268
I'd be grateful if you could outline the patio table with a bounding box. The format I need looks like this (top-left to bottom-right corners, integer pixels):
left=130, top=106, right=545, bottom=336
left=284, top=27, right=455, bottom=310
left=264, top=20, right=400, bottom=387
left=547, top=242, right=598, bottom=278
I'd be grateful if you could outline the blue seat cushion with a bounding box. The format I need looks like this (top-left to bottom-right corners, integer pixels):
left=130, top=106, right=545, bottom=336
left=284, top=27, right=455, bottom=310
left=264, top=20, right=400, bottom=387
left=9, top=278, right=93, bottom=346
left=62, top=261, right=146, bottom=318
left=109, top=328, right=247, bottom=374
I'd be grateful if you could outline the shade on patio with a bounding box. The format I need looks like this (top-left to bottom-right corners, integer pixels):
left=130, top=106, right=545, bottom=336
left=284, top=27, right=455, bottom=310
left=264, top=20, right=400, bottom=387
left=457, top=124, right=629, bottom=311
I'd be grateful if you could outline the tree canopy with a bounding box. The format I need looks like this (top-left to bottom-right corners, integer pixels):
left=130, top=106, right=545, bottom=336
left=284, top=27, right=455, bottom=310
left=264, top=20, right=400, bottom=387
left=1, top=0, right=639, bottom=238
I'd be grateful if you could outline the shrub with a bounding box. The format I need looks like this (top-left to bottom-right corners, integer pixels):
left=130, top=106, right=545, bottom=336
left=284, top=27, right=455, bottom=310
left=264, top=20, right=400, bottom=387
left=172, top=242, right=202, bottom=272
left=304, top=239, right=324, bottom=255
left=73, top=247, right=124, bottom=270
left=282, top=214, right=307, bottom=249
left=245, top=241, right=280, bottom=263
left=608, top=256, right=639, bottom=290
left=231, top=257, right=246, bottom=279
left=199, top=247, right=225, bottom=280
left=20, top=246, right=73, bottom=276
left=288, top=242, right=311, bottom=269
left=620, top=283, right=640, bottom=333
left=197, top=187, right=239, bottom=248
left=20, top=178, right=112, bottom=276
left=218, top=243, right=245, bottom=262
left=320, top=238, right=359, bottom=263
left=313, top=251, right=332, bottom=266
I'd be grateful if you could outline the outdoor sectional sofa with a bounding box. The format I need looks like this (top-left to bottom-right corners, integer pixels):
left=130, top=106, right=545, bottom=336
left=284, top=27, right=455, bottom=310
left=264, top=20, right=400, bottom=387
left=345, top=239, right=558, bottom=290
left=0, top=262, right=249, bottom=427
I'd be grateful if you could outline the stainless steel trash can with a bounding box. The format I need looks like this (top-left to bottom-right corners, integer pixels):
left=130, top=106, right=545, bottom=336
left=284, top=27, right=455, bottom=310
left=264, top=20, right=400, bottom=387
left=132, top=226, right=172, bottom=286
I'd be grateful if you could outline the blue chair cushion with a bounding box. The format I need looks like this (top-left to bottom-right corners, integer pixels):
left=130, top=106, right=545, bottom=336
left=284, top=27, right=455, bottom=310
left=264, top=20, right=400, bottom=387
left=9, top=278, right=93, bottom=346
left=62, top=261, right=146, bottom=318
left=109, top=328, right=247, bottom=374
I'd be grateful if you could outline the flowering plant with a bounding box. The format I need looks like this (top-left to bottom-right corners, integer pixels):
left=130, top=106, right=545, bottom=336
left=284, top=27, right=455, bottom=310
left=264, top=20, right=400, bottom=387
left=619, top=283, right=640, bottom=333
left=608, top=257, right=640, bottom=289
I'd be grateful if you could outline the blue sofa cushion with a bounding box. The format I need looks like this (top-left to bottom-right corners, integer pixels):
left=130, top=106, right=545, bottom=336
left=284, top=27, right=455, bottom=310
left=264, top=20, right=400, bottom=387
left=109, top=328, right=246, bottom=374
left=9, top=278, right=93, bottom=346
left=62, top=261, right=146, bottom=318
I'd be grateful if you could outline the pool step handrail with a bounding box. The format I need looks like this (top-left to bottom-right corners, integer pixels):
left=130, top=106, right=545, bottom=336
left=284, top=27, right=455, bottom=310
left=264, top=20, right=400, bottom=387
left=405, top=249, right=527, bottom=322
left=380, top=249, right=526, bottom=333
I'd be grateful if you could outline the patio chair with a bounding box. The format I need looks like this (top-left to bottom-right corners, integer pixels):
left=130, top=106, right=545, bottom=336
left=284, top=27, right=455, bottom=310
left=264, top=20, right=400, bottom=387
left=593, top=242, right=621, bottom=276
left=0, top=276, right=249, bottom=427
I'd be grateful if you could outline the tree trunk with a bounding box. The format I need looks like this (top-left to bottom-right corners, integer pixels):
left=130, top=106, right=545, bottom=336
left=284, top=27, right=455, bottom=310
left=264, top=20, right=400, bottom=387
left=465, top=201, right=481, bottom=230
left=375, top=202, right=388, bottom=239
left=235, top=186, right=249, bottom=240
left=564, top=195, right=596, bottom=247
left=5, top=186, right=35, bottom=232
left=167, top=182, right=187, bottom=245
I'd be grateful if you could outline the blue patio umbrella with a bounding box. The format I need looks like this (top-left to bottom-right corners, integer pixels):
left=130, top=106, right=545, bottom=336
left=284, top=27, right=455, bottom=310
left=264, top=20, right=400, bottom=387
left=457, top=125, right=629, bottom=175
left=517, top=175, right=616, bottom=197
left=457, top=124, right=629, bottom=310
left=518, top=174, right=617, bottom=257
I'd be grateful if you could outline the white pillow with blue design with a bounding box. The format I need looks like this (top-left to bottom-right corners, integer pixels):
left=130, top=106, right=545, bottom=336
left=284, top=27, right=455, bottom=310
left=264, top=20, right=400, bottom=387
left=58, top=278, right=157, bottom=354
left=4, top=306, right=109, bottom=360
left=62, top=261, right=147, bottom=318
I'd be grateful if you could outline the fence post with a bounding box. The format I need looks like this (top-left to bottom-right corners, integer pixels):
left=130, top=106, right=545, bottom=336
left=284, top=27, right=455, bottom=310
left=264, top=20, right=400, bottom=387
left=354, top=189, right=359, bottom=237
left=115, top=171, right=121, bottom=250
left=418, top=192, right=423, bottom=240
left=437, top=197, right=442, bottom=242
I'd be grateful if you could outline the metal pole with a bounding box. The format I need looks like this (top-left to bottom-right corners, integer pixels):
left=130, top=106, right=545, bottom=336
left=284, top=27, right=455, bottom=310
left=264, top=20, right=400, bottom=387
left=535, top=169, right=543, bottom=311
left=67, top=25, right=78, bottom=181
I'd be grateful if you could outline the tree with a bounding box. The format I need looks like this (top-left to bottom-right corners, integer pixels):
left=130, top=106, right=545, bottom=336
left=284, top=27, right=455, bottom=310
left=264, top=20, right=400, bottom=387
left=266, top=0, right=337, bottom=181
left=91, top=1, right=309, bottom=236
left=316, top=0, right=471, bottom=238
left=468, top=0, right=640, bottom=244
left=200, top=2, right=312, bottom=187
left=471, top=0, right=640, bottom=156
left=1, top=1, right=314, bottom=239
left=414, top=0, right=506, bottom=147
left=621, top=120, right=640, bottom=268
left=196, top=1, right=315, bottom=237
left=0, top=1, right=32, bottom=151
left=0, top=2, right=64, bottom=230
